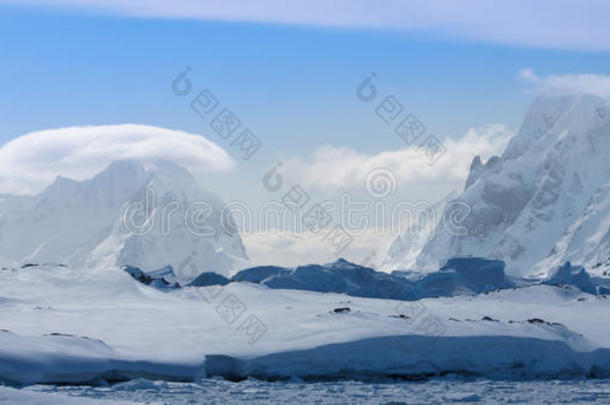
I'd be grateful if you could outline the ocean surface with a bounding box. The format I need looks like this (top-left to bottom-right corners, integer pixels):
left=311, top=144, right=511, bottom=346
left=23, top=378, right=610, bottom=404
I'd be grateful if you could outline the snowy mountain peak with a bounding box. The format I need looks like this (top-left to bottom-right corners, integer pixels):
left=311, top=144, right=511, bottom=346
left=0, top=159, right=247, bottom=275
left=504, top=94, right=609, bottom=161
left=385, top=93, right=610, bottom=277
left=44, top=175, right=79, bottom=194
left=147, top=159, right=195, bottom=184
left=465, top=155, right=502, bottom=190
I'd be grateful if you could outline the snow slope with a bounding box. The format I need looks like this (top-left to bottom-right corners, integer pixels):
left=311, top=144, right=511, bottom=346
left=386, top=94, right=610, bottom=277
left=0, top=160, right=247, bottom=276
left=0, top=264, right=608, bottom=384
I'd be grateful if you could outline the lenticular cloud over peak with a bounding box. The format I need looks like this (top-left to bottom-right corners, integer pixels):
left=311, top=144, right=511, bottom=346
left=0, top=124, right=235, bottom=195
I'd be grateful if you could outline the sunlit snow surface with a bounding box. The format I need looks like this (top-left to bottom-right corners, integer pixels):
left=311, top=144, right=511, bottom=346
left=3, top=378, right=610, bottom=404
left=1, top=264, right=609, bottom=385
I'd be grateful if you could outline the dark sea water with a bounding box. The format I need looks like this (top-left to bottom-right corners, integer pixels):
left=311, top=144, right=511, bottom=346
left=24, top=378, right=610, bottom=404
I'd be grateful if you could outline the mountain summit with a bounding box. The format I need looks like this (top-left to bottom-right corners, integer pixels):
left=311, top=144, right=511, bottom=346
left=385, top=94, right=610, bottom=277
left=0, top=160, right=247, bottom=275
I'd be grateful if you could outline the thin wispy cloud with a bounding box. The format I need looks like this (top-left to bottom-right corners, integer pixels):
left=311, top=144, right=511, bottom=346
left=3, top=0, right=610, bottom=51
left=0, top=124, right=234, bottom=195
left=519, top=69, right=610, bottom=98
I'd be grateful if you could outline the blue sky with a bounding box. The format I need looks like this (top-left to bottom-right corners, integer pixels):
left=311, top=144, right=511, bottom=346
left=2, top=3, right=609, bottom=149
left=2, top=1, right=610, bottom=266
left=1, top=2, right=610, bottom=205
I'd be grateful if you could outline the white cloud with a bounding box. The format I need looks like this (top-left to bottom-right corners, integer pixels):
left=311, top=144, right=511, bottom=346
left=518, top=68, right=538, bottom=82
left=282, top=124, right=512, bottom=195
left=0, top=124, right=234, bottom=195
left=4, top=0, right=610, bottom=51
left=241, top=228, right=395, bottom=271
left=242, top=125, right=512, bottom=270
left=519, top=69, right=610, bottom=98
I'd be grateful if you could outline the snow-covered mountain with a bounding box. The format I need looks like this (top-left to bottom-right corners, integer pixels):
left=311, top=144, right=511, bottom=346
left=124, top=257, right=515, bottom=299
left=0, top=160, right=247, bottom=275
left=385, top=93, right=610, bottom=277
